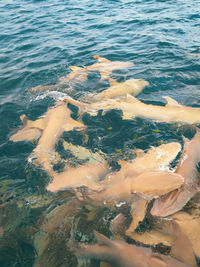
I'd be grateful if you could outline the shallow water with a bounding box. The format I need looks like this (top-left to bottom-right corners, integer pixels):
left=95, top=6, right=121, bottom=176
left=0, top=0, right=200, bottom=266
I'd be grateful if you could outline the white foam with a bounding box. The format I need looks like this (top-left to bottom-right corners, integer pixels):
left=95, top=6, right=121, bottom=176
left=116, top=201, right=126, bottom=207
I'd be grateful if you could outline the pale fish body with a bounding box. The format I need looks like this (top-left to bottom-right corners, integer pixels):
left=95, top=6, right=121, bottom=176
left=103, top=142, right=181, bottom=185
left=77, top=231, right=192, bottom=267
left=46, top=162, right=109, bottom=192
left=132, top=211, right=200, bottom=261
left=101, top=142, right=181, bottom=234
left=9, top=114, right=47, bottom=142
left=32, top=102, right=86, bottom=174
left=67, top=55, right=134, bottom=81
left=151, top=130, right=200, bottom=217
left=29, top=55, right=134, bottom=92
left=64, top=94, right=200, bottom=124
left=91, top=78, right=149, bottom=101
left=84, top=171, right=184, bottom=205
left=10, top=101, right=86, bottom=174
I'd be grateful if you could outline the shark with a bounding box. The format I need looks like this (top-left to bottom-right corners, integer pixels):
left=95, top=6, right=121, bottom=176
left=28, top=77, right=70, bottom=93
left=46, top=160, right=109, bottom=192
left=28, top=56, right=134, bottom=93
left=103, top=142, right=181, bottom=186
left=67, top=55, right=134, bottom=82
left=75, top=229, right=196, bottom=267
left=150, top=129, right=200, bottom=217
left=75, top=142, right=181, bottom=234
left=10, top=101, right=86, bottom=174
left=83, top=171, right=184, bottom=205
left=131, top=211, right=200, bottom=261
left=76, top=170, right=184, bottom=240
left=64, top=94, right=200, bottom=124
left=85, top=77, right=149, bottom=102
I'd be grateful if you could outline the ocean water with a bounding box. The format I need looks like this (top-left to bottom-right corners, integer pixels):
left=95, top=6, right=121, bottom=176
left=0, top=0, right=200, bottom=266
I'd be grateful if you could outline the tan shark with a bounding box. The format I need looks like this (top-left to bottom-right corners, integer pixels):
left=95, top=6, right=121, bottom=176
left=111, top=214, right=198, bottom=267
left=77, top=170, right=184, bottom=239
left=28, top=76, right=70, bottom=93
left=64, top=94, right=200, bottom=124
left=131, top=211, right=200, bottom=261
left=9, top=114, right=47, bottom=142
left=76, top=230, right=195, bottom=267
left=10, top=101, right=86, bottom=174
left=103, top=142, right=181, bottom=186
left=76, top=142, right=181, bottom=234
left=151, top=129, right=200, bottom=217
left=86, top=77, right=149, bottom=102
left=85, top=171, right=184, bottom=205
left=28, top=56, right=134, bottom=93
left=46, top=160, right=109, bottom=192
left=67, top=55, right=134, bottom=82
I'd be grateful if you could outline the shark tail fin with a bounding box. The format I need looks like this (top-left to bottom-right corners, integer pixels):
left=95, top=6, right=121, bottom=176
left=163, top=96, right=181, bottom=107
left=93, top=55, right=111, bottom=63
left=126, top=94, right=140, bottom=103
left=94, top=231, right=115, bottom=247
left=20, top=114, right=27, bottom=125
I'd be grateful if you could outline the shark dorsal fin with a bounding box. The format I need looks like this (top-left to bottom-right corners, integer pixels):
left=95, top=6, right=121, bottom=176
left=94, top=231, right=115, bottom=247
left=126, top=94, right=140, bottom=103
left=20, top=114, right=27, bottom=125
left=93, top=55, right=111, bottom=63
left=100, top=71, right=112, bottom=80
left=163, top=96, right=181, bottom=107
left=108, top=78, right=119, bottom=86
left=182, top=135, right=190, bottom=144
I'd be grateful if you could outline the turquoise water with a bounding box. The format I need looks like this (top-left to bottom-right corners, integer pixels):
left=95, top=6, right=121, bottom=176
left=0, top=0, right=200, bottom=266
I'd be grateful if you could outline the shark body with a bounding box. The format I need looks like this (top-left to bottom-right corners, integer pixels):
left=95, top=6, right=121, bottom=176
left=151, top=130, right=200, bottom=217
left=10, top=101, right=86, bottom=174
left=64, top=94, right=200, bottom=124
left=76, top=142, right=181, bottom=233
left=76, top=230, right=194, bottom=267
left=67, top=55, right=134, bottom=82
left=28, top=56, right=134, bottom=93
left=89, top=78, right=149, bottom=102
left=103, top=142, right=181, bottom=186
left=46, top=161, right=109, bottom=192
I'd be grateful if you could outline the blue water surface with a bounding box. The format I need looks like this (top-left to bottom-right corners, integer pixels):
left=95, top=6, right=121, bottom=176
left=0, top=0, right=200, bottom=266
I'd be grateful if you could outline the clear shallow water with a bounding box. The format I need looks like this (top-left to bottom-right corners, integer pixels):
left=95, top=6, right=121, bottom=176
left=0, top=0, right=200, bottom=266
